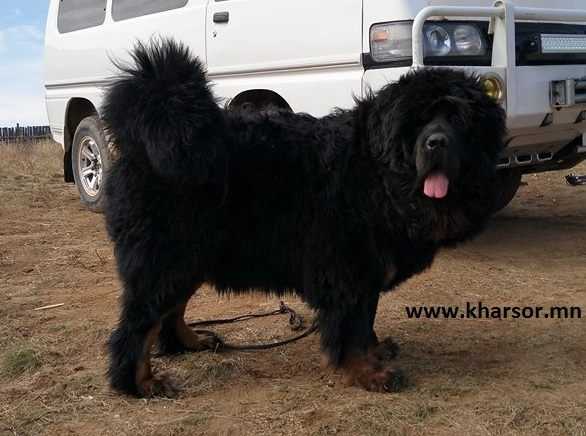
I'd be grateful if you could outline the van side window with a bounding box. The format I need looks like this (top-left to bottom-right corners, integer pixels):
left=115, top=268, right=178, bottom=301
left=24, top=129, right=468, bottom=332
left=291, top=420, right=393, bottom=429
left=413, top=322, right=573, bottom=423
left=112, top=0, right=189, bottom=21
left=58, top=0, right=107, bottom=33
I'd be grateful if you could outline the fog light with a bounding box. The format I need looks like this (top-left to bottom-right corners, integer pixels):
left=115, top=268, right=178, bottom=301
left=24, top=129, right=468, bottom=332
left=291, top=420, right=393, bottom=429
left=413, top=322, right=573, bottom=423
left=481, top=74, right=504, bottom=102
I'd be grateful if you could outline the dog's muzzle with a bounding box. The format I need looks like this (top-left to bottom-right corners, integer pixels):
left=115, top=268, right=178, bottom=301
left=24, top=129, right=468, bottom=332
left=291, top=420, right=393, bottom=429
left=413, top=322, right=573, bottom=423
left=416, top=125, right=461, bottom=200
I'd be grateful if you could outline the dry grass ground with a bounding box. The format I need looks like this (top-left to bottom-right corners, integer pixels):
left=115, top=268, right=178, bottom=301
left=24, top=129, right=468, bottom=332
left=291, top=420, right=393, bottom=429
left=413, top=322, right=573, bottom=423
left=0, top=141, right=585, bottom=436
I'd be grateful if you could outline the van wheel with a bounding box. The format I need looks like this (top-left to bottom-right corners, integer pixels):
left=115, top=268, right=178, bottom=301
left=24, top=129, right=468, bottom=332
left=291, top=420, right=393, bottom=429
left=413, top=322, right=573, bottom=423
left=492, top=169, right=522, bottom=213
left=230, top=95, right=292, bottom=113
left=71, top=116, right=110, bottom=212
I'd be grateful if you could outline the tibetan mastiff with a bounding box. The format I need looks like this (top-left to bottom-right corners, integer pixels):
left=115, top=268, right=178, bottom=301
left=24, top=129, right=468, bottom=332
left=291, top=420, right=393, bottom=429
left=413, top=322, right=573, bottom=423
left=102, top=39, right=506, bottom=397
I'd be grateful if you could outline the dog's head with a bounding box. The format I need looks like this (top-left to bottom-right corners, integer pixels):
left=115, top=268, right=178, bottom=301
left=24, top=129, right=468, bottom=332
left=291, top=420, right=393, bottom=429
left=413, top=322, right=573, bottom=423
left=363, top=68, right=506, bottom=204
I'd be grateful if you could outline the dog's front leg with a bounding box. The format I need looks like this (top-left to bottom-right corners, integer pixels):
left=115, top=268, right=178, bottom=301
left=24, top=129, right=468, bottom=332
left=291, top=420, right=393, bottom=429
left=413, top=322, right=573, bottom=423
left=366, top=294, right=401, bottom=362
left=318, top=294, right=406, bottom=393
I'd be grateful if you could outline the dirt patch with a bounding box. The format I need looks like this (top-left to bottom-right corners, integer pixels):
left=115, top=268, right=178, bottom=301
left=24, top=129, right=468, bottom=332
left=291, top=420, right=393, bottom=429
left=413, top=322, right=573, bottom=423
left=1, top=141, right=585, bottom=435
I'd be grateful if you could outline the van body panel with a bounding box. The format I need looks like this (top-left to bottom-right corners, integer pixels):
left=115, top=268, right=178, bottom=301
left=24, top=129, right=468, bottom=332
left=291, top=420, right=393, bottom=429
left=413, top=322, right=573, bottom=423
left=211, top=66, right=364, bottom=116
left=206, top=0, right=363, bottom=114
left=207, top=0, right=362, bottom=73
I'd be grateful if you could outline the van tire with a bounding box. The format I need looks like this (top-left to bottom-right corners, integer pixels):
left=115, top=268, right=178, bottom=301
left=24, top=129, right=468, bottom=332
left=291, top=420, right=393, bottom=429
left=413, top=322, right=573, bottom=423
left=492, top=169, right=522, bottom=213
left=71, top=116, right=110, bottom=212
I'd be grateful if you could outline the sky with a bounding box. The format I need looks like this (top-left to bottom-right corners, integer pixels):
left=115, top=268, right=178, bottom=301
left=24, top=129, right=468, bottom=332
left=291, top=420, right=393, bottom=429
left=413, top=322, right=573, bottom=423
left=0, top=0, right=49, bottom=127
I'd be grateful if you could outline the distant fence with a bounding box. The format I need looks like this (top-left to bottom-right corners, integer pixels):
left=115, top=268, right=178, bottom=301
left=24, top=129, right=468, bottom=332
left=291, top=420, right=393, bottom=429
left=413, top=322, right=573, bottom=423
left=0, top=125, right=52, bottom=143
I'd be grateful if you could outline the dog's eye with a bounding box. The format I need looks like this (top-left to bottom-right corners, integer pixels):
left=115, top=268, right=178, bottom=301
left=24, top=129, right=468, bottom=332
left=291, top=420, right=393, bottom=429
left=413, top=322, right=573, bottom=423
left=448, top=114, right=460, bottom=124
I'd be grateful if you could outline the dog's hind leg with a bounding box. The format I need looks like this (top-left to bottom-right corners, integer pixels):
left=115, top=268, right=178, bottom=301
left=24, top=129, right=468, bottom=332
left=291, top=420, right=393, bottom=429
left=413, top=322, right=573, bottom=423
left=108, top=270, right=203, bottom=397
left=108, top=289, right=184, bottom=398
left=158, top=300, right=223, bottom=355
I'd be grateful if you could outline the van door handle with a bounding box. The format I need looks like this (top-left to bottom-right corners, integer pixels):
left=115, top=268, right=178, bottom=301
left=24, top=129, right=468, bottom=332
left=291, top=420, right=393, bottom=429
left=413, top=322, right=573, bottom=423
left=213, top=12, right=229, bottom=23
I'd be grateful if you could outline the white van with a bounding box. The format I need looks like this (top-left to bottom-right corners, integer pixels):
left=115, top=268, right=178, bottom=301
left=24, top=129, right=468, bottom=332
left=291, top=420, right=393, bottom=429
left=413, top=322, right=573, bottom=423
left=45, top=0, right=586, bottom=211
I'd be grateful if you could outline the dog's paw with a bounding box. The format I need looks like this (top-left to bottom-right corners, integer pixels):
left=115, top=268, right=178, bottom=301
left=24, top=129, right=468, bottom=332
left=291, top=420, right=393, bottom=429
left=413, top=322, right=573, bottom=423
left=342, top=356, right=407, bottom=393
left=359, top=367, right=406, bottom=393
left=138, top=374, right=181, bottom=398
left=371, top=337, right=400, bottom=361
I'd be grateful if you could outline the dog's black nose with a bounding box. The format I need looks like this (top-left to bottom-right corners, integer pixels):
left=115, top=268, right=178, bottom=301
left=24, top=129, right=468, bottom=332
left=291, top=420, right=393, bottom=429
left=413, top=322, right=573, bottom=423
left=425, top=133, right=448, bottom=151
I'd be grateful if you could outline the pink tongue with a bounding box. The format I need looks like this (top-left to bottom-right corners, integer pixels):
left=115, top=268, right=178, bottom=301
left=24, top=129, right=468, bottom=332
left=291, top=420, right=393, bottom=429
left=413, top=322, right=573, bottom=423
left=424, top=172, right=449, bottom=199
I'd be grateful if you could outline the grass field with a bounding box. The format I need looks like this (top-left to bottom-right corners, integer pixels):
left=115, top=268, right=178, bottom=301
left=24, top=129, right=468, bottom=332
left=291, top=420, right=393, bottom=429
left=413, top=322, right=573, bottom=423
left=1, top=141, right=586, bottom=435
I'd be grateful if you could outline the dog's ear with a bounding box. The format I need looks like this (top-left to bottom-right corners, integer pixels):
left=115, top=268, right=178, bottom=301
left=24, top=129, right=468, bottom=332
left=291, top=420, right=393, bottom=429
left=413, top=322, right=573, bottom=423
left=359, top=82, right=409, bottom=165
left=466, top=92, right=507, bottom=160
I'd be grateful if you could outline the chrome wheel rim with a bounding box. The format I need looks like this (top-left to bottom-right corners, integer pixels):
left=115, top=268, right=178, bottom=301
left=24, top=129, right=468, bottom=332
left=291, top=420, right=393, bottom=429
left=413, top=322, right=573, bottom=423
left=78, top=136, right=103, bottom=197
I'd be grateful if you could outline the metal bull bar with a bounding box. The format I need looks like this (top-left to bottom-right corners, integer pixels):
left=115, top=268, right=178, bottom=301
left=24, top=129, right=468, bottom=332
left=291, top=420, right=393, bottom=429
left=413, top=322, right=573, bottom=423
left=411, top=1, right=586, bottom=119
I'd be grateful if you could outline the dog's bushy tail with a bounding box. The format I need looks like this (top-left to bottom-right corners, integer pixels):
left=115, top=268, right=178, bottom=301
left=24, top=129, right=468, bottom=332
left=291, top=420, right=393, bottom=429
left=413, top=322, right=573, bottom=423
left=102, top=38, right=226, bottom=182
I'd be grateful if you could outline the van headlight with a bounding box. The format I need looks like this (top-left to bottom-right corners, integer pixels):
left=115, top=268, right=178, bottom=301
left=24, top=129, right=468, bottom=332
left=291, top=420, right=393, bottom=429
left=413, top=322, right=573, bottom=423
left=370, top=22, right=487, bottom=63
left=426, top=25, right=452, bottom=56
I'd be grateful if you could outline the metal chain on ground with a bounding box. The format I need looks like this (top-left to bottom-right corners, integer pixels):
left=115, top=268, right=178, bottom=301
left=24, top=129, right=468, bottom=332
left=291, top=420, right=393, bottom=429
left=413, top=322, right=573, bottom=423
left=186, top=301, right=318, bottom=351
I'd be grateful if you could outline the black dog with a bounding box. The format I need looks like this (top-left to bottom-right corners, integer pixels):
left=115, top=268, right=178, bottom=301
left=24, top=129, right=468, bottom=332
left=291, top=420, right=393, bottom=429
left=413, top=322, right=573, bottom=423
left=102, top=39, right=506, bottom=397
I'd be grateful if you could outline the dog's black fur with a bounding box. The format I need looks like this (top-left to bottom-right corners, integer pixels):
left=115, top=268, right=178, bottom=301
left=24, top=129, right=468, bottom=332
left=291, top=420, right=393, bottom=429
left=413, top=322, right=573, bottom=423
left=102, top=39, right=506, bottom=397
